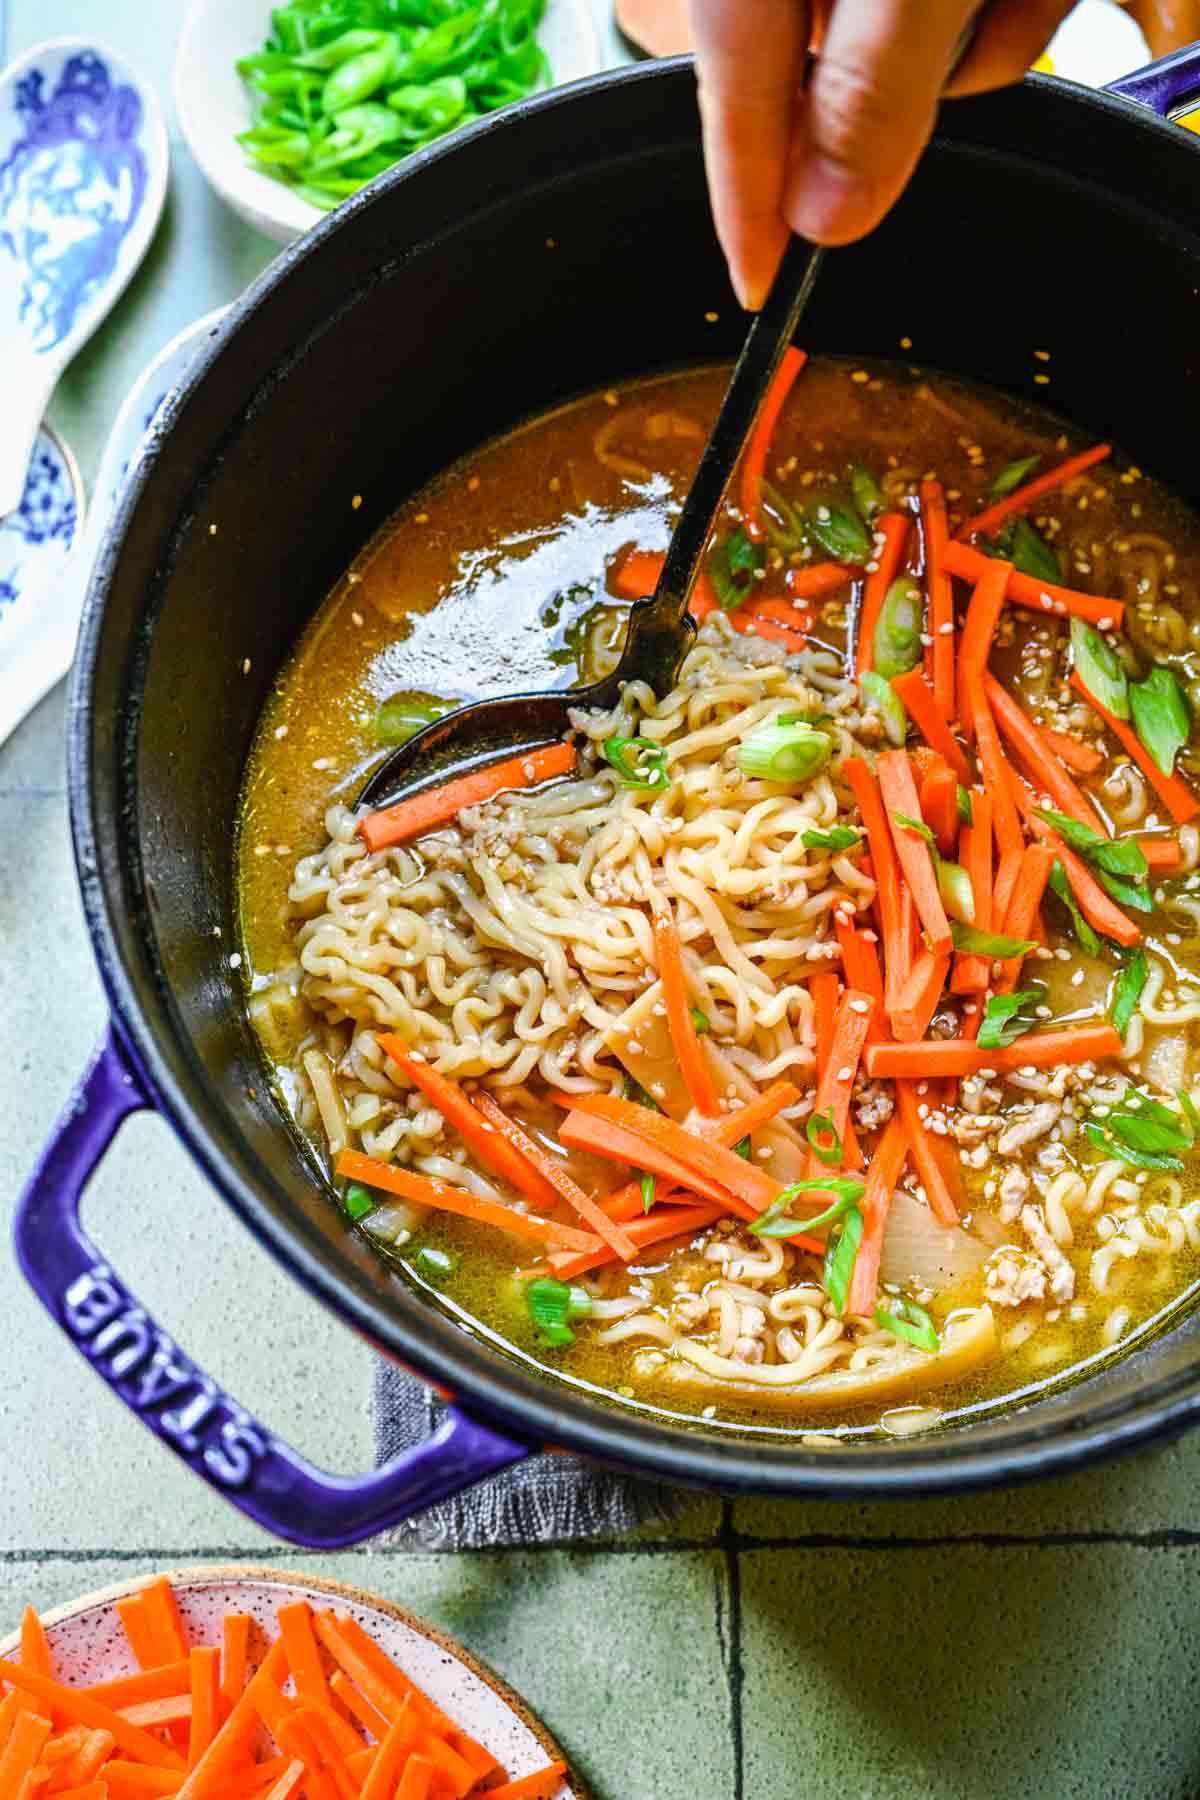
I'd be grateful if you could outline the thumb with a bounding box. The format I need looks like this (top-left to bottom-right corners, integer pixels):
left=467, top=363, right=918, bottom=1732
left=784, top=0, right=977, bottom=246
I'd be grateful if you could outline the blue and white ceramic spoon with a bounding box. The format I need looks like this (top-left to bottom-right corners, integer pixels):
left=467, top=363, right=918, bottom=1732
left=0, top=39, right=169, bottom=516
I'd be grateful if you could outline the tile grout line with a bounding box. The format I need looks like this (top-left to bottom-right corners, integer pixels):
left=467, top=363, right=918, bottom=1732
left=717, top=1501, right=745, bottom=1800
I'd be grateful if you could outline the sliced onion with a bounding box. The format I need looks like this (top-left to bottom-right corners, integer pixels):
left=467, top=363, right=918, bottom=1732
left=879, top=1188, right=988, bottom=1294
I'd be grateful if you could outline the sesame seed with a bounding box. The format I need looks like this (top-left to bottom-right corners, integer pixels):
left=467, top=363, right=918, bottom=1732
left=836, top=1065, right=852, bottom=1082
left=351, top=493, right=362, bottom=509
left=899, top=336, right=913, bottom=349
left=351, top=610, right=364, bottom=627
left=705, top=310, right=718, bottom=323
left=274, top=724, right=288, bottom=740
left=849, top=998, right=871, bottom=1014
left=241, top=658, right=252, bottom=674
left=229, top=952, right=242, bottom=969
left=208, top=523, right=218, bottom=536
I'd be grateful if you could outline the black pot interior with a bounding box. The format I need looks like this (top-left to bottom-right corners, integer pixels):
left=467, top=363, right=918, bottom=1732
left=75, top=62, right=1200, bottom=1492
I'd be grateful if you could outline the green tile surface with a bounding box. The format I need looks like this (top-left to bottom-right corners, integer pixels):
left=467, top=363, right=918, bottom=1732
left=2, top=6, right=1200, bottom=1799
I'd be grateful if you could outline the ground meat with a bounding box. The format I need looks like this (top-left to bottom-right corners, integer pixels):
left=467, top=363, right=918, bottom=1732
left=855, top=1080, right=894, bottom=1131
left=951, top=1111, right=999, bottom=1147
left=669, top=1292, right=707, bottom=1330
left=984, top=1248, right=1048, bottom=1308
left=1021, top=1203, right=1076, bottom=1302
left=996, top=1101, right=1061, bottom=1156
left=998, top=1166, right=1030, bottom=1224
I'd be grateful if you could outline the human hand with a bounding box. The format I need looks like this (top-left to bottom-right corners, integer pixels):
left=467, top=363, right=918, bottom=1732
left=690, top=0, right=1080, bottom=307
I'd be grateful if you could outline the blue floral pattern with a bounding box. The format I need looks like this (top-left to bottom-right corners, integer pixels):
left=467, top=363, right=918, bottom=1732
left=0, top=52, right=148, bottom=352
left=0, top=430, right=80, bottom=625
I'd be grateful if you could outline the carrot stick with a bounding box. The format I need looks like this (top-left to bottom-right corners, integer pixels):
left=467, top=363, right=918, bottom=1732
left=141, top=1580, right=189, bottom=1667
left=920, top=478, right=957, bottom=720
left=314, top=1617, right=452, bottom=1739
left=359, top=742, right=577, bottom=853
left=100, top=1765, right=185, bottom=1796
left=877, top=749, right=952, bottom=954
left=0, top=1710, right=51, bottom=1799
left=1138, top=835, right=1182, bottom=870
left=334, top=1149, right=599, bottom=1251
left=484, top=1767, right=570, bottom=1800
left=546, top=1203, right=723, bottom=1278
left=600, top=1176, right=687, bottom=1223
left=358, top=1700, right=420, bottom=1800
left=955, top=557, right=1011, bottom=740
left=698, top=1080, right=803, bottom=1147
left=1069, top=670, right=1200, bottom=824
left=609, top=550, right=719, bottom=620
left=741, top=346, right=807, bottom=540
left=834, top=914, right=884, bottom=1035
left=992, top=845, right=1025, bottom=931
left=1040, top=728, right=1103, bottom=775
left=185, top=1651, right=221, bottom=1771
left=984, top=673, right=1107, bottom=833
left=173, top=1643, right=287, bottom=1799
left=967, top=676, right=1024, bottom=859
left=738, top=596, right=815, bottom=633
left=894, top=1080, right=959, bottom=1225
left=18, top=1611, right=50, bottom=1682
left=864, top=1025, right=1121, bottom=1078
left=396, top=1757, right=436, bottom=1800
left=275, top=1604, right=329, bottom=1712
left=376, top=1037, right=562, bottom=1211
left=327, top=1673, right=388, bottom=1744
left=558, top=1094, right=782, bottom=1212
left=472, top=1091, right=636, bottom=1260
left=116, top=1598, right=163, bottom=1674
left=955, top=442, right=1112, bottom=542
left=54, top=1725, right=117, bottom=1785
left=219, top=1620, right=250, bottom=1717
left=0, top=1666, right=179, bottom=1773
left=42, top=1728, right=90, bottom=1768
left=951, top=788, right=993, bottom=995
left=556, top=1108, right=746, bottom=1214
left=786, top=561, right=861, bottom=600
left=120, top=1699, right=191, bottom=1730
left=728, top=611, right=806, bottom=648
left=855, top=512, right=910, bottom=677
left=88, top=1666, right=190, bottom=1711
left=845, top=757, right=910, bottom=1007
left=889, top=949, right=950, bottom=1044
left=259, top=1764, right=306, bottom=1800
left=887, top=668, right=971, bottom=785
left=920, top=762, right=959, bottom=858
left=844, top=1114, right=907, bottom=1316
left=652, top=905, right=720, bottom=1116
left=810, top=969, right=839, bottom=1074
left=52, top=1786, right=111, bottom=1800
left=996, top=842, right=1056, bottom=993
left=942, top=539, right=1124, bottom=630
left=803, top=989, right=874, bottom=1176
left=1011, top=782, right=1142, bottom=945
left=415, top=1731, right=477, bottom=1798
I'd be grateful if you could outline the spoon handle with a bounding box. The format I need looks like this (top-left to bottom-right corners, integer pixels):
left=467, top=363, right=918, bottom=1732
left=655, top=235, right=826, bottom=615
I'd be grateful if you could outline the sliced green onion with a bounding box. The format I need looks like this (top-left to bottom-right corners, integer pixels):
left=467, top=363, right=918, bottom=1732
left=1047, top=859, right=1101, bottom=957
left=1004, top=517, right=1060, bottom=584
left=526, top=1276, right=592, bottom=1347
left=822, top=1205, right=864, bottom=1315
left=603, top=735, right=670, bottom=790
left=374, top=693, right=454, bottom=744
left=977, top=988, right=1044, bottom=1050
left=873, top=575, right=924, bottom=680
left=895, top=811, right=937, bottom=847
left=690, top=1007, right=711, bottom=1035
left=874, top=1296, right=939, bottom=1353
left=859, top=671, right=907, bottom=747
left=1130, top=666, right=1191, bottom=777
left=1110, top=949, right=1148, bottom=1037
left=1033, top=809, right=1148, bottom=883
left=344, top=1182, right=377, bottom=1221
left=623, top=1072, right=663, bottom=1113
left=414, top=1245, right=455, bottom=1282
left=806, top=1109, right=843, bottom=1166
left=640, top=1171, right=657, bottom=1213
left=736, top=720, right=832, bottom=783
left=1179, top=1089, right=1200, bottom=1140
left=709, top=526, right=766, bottom=609
left=733, top=1136, right=752, bottom=1160
left=749, top=1175, right=866, bottom=1238
left=1097, top=869, right=1154, bottom=914
left=949, top=922, right=1037, bottom=958
left=802, top=825, right=861, bottom=852
left=937, top=859, right=975, bottom=926
left=807, top=496, right=871, bottom=564
left=1085, top=1122, right=1183, bottom=1171
left=988, top=454, right=1041, bottom=501
left=1071, top=615, right=1129, bottom=719
left=851, top=462, right=884, bottom=520
left=1086, top=1090, right=1194, bottom=1172
left=956, top=785, right=974, bottom=825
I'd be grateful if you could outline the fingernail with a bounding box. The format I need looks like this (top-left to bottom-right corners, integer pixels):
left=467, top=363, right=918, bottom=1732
left=784, top=154, right=873, bottom=245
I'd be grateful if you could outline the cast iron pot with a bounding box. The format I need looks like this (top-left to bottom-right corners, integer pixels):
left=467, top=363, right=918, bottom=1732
left=16, top=48, right=1200, bottom=1547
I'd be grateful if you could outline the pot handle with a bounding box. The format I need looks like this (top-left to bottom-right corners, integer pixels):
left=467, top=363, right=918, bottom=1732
left=14, top=1028, right=531, bottom=1547
left=1104, top=40, right=1200, bottom=116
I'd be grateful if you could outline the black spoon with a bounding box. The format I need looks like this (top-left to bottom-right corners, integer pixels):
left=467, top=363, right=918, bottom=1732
left=360, top=235, right=826, bottom=812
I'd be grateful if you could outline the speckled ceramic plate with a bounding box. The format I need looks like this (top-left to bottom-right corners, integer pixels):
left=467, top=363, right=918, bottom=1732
left=0, top=1565, right=579, bottom=1798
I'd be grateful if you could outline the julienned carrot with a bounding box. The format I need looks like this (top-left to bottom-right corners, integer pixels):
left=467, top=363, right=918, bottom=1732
left=804, top=989, right=874, bottom=1176
left=358, top=1701, right=420, bottom=1800
left=728, top=611, right=807, bottom=649
left=894, top=1080, right=959, bottom=1225
left=1069, top=670, right=1200, bottom=824
left=786, top=561, right=862, bottom=600
left=335, top=1149, right=599, bottom=1251
left=18, top=1607, right=50, bottom=1680
left=359, top=742, right=577, bottom=853
left=377, top=1036, right=561, bottom=1213
left=609, top=549, right=718, bottom=621
left=600, top=1176, right=686, bottom=1224
left=1138, top=835, right=1182, bottom=870
left=57, top=1726, right=118, bottom=1785
left=99, top=1763, right=185, bottom=1796
left=557, top=1108, right=750, bottom=1215
left=552, top=1204, right=722, bottom=1277
left=143, top=1579, right=189, bottom=1668
left=864, top=1025, right=1121, bottom=1078
left=854, top=511, right=910, bottom=677
left=0, top=1662, right=181, bottom=1771
left=738, top=596, right=815, bottom=633
left=87, top=1665, right=190, bottom=1709
left=955, top=442, right=1112, bottom=542
left=997, top=843, right=1056, bottom=992
left=845, top=758, right=910, bottom=1007
left=877, top=749, right=952, bottom=954
left=484, top=1766, right=570, bottom=1800
left=121, top=1699, right=191, bottom=1729
left=275, top=1604, right=329, bottom=1711
left=889, top=949, right=950, bottom=1044
left=396, top=1756, right=437, bottom=1800
left=741, top=346, right=807, bottom=540
left=260, top=1763, right=306, bottom=1800
left=967, top=676, right=1024, bottom=858
left=699, top=1080, right=803, bottom=1148
left=0, top=1709, right=51, bottom=1796
left=472, top=1091, right=637, bottom=1261
left=992, top=845, right=1025, bottom=931
left=834, top=913, right=884, bottom=1035
left=1011, top=782, right=1142, bottom=946
left=52, top=1786, right=109, bottom=1800
left=920, top=478, right=956, bottom=721
left=220, top=1618, right=250, bottom=1716
left=116, top=1598, right=162, bottom=1674
left=42, top=1727, right=91, bottom=1768
left=920, top=761, right=959, bottom=858
left=1040, top=728, right=1103, bottom=775
left=941, top=539, right=1124, bottom=630
left=810, top=969, right=839, bottom=1072
left=186, top=1650, right=221, bottom=1771
left=328, top=1673, right=388, bottom=1744
left=558, top=1094, right=781, bottom=1212
left=888, top=667, right=972, bottom=786
left=952, top=789, right=993, bottom=996
left=956, top=557, right=1011, bottom=742
left=983, top=673, right=1107, bottom=834
left=652, top=905, right=720, bottom=1116
left=845, top=1114, right=908, bottom=1317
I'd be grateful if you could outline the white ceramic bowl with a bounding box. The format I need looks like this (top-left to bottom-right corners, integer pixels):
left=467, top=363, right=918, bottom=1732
left=173, top=0, right=604, bottom=244
left=0, top=1566, right=578, bottom=1798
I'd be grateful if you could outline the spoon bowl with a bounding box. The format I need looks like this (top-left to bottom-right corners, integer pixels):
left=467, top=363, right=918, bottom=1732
left=0, top=38, right=169, bottom=516
left=360, top=236, right=825, bottom=813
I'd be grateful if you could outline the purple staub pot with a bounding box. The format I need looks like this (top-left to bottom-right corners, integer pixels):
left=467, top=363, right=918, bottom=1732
left=16, top=47, right=1200, bottom=1546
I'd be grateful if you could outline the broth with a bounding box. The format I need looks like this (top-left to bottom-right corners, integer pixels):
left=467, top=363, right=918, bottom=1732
left=238, top=355, right=1200, bottom=1439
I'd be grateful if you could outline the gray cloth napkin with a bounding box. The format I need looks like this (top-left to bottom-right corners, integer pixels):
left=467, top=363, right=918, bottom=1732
left=373, top=1361, right=684, bottom=1547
